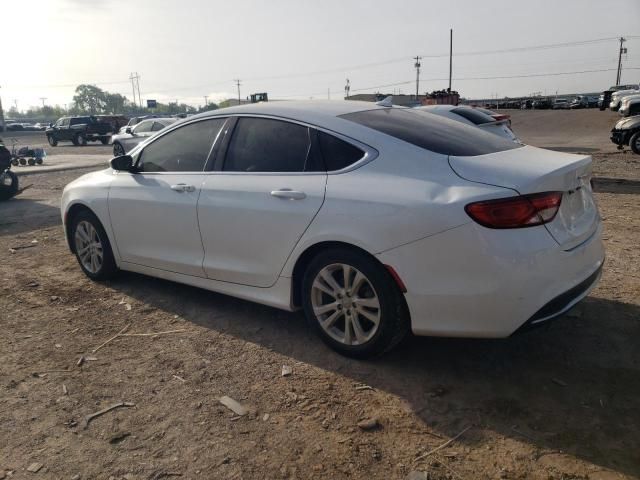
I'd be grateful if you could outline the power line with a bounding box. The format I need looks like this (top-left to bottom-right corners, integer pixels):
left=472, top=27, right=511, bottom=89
left=233, top=79, right=241, bottom=104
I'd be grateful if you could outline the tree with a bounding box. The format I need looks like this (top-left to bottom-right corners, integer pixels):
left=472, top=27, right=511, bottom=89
left=73, top=84, right=107, bottom=114
left=104, top=93, right=127, bottom=114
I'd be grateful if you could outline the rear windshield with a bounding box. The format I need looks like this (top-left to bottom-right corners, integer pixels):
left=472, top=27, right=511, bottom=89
left=450, top=107, right=495, bottom=125
left=340, top=108, right=521, bottom=156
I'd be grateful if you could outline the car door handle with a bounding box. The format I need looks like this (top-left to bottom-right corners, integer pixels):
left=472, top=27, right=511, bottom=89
left=270, top=189, right=306, bottom=200
left=170, top=183, right=195, bottom=192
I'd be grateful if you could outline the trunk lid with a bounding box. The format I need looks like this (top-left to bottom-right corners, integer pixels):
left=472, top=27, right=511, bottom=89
left=449, top=145, right=599, bottom=250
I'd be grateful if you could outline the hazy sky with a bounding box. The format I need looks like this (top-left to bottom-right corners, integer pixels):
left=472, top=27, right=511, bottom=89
left=2, top=0, right=640, bottom=110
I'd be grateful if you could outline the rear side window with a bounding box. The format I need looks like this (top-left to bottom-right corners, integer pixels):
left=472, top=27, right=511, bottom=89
left=223, top=117, right=316, bottom=172
left=138, top=118, right=225, bottom=172
left=70, top=117, right=90, bottom=126
left=450, top=107, right=494, bottom=125
left=340, top=108, right=521, bottom=156
left=317, top=131, right=364, bottom=171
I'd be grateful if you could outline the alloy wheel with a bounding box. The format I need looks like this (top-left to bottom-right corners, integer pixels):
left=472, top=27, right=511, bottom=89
left=310, top=263, right=381, bottom=346
left=74, top=220, right=104, bottom=274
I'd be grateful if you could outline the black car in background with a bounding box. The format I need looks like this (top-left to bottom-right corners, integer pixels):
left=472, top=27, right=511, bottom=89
left=46, top=116, right=113, bottom=146
left=532, top=98, right=552, bottom=109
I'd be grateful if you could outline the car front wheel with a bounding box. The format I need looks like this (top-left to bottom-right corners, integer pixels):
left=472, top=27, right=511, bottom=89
left=47, top=135, right=58, bottom=147
left=70, top=210, right=117, bottom=280
left=113, top=142, right=125, bottom=157
left=302, top=248, right=409, bottom=358
left=630, top=131, right=640, bottom=155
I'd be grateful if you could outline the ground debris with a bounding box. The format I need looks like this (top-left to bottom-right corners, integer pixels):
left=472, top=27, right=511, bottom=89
left=281, top=365, right=292, bottom=377
left=82, top=401, right=136, bottom=429
left=551, top=378, right=568, bottom=387
left=357, top=417, right=380, bottom=431
left=219, top=396, right=248, bottom=416
left=26, top=463, right=43, bottom=473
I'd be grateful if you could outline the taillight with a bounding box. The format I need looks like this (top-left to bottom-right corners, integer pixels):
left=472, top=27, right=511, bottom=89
left=465, top=192, right=562, bottom=229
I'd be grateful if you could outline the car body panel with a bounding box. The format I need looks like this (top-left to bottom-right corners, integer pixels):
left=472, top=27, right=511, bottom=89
left=449, top=145, right=598, bottom=250
left=378, top=220, right=604, bottom=337
left=107, top=171, right=207, bottom=277
left=197, top=173, right=327, bottom=287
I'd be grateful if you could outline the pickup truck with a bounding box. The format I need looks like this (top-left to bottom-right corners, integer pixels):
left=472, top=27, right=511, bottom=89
left=46, top=116, right=113, bottom=146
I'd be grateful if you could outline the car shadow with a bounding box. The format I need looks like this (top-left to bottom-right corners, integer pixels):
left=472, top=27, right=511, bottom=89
left=108, top=271, right=640, bottom=477
left=0, top=196, right=62, bottom=237
left=593, top=177, right=640, bottom=195
left=542, top=146, right=600, bottom=153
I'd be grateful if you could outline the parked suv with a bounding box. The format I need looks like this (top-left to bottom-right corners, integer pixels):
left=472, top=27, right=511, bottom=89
left=46, top=116, right=113, bottom=146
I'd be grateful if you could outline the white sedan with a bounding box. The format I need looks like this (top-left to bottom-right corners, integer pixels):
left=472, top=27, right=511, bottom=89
left=61, top=101, right=604, bottom=358
left=415, top=105, right=520, bottom=143
left=110, top=117, right=176, bottom=156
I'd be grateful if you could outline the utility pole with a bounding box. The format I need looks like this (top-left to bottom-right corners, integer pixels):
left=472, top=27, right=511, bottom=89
left=0, top=87, right=5, bottom=133
left=234, top=79, right=241, bottom=105
left=414, top=56, right=422, bottom=99
left=135, top=72, right=142, bottom=109
left=448, top=29, right=453, bottom=92
left=129, top=73, right=137, bottom=108
left=204, top=95, right=209, bottom=106
left=40, top=97, right=47, bottom=108
left=616, top=37, right=627, bottom=85
left=344, top=79, right=350, bottom=99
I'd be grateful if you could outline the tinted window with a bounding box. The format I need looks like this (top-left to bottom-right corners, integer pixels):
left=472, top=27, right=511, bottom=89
left=451, top=107, right=494, bottom=125
left=70, top=117, right=90, bottom=126
left=317, top=131, right=364, bottom=171
left=134, top=120, right=154, bottom=133
left=151, top=121, right=168, bottom=132
left=138, top=119, right=225, bottom=172
left=340, top=108, right=521, bottom=156
left=223, top=118, right=313, bottom=172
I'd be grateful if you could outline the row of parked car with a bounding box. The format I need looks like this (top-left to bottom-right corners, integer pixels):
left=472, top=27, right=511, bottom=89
left=4, top=122, right=49, bottom=131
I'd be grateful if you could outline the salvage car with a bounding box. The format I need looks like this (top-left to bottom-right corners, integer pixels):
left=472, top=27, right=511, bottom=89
left=61, top=101, right=604, bottom=358
left=111, top=117, right=176, bottom=156
left=610, top=115, right=640, bottom=154
left=617, top=94, right=640, bottom=117
left=415, top=105, right=519, bottom=143
left=552, top=98, right=570, bottom=109
left=609, top=89, right=640, bottom=111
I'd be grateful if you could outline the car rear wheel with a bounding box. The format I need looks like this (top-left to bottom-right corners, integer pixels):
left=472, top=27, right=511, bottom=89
left=113, top=142, right=125, bottom=157
left=630, top=131, right=640, bottom=155
left=74, top=133, right=87, bottom=146
left=47, top=135, right=58, bottom=147
left=302, top=248, right=409, bottom=358
left=70, top=210, right=117, bottom=281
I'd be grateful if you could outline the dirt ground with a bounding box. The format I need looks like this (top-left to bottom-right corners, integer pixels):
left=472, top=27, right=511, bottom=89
left=1, top=110, right=639, bottom=480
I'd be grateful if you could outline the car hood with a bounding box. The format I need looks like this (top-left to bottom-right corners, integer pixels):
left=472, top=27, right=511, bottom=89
left=614, top=116, right=640, bottom=130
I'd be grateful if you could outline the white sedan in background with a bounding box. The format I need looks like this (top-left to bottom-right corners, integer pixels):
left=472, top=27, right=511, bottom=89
left=415, top=105, right=520, bottom=143
left=61, top=101, right=603, bottom=358
left=110, top=117, right=176, bottom=156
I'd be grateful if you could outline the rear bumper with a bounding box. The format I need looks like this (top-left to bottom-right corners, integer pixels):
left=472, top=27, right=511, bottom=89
left=512, top=263, right=602, bottom=334
left=377, top=221, right=604, bottom=338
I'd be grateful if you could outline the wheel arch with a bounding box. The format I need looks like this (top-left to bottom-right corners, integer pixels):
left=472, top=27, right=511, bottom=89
left=289, top=240, right=407, bottom=309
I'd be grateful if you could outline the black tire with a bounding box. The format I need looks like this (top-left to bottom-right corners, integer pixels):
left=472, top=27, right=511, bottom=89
left=0, top=171, right=19, bottom=201
left=27, top=158, right=35, bottom=166
left=18, top=158, right=26, bottom=165
left=100, top=137, right=109, bottom=145
left=69, top=210, right=118, bottom=281
left=113, top=142, right=125, bottom=157
left=47, top=135, right=58, bottom=147
left=74, top=133, right=87, bottom=146
left=301, top=248, right=409, bottom=359
left=630, top=131, right=640, bottom=155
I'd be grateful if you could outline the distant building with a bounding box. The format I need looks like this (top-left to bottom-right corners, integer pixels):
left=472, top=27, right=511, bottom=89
left=346, top=90, right=459, bottom=107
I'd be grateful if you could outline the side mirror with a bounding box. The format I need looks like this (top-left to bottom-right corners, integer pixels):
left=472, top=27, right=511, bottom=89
left=125, top=127, right=132, bottom=134
left=110, top=155, right=134, bottom=172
